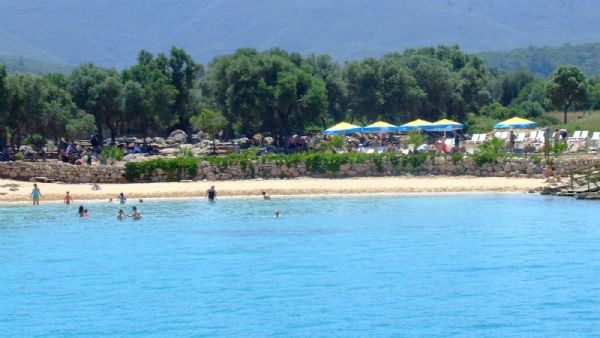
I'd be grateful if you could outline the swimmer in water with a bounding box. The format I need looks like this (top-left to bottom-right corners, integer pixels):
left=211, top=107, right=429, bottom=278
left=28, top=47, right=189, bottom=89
left=117, top=193, right=127, bottom=204
left=83, top=208, right=90, bottom=217
left=117, top=209, right=126, bottom=220
left=130, top=206, right=143, bottom=220
left=139, top=199, right=143, bottom=203
left=109, top=198, right=113, bottom=203
left=64, top=191, right=73, bottom=205
left=206, top=185, right=217, bottom=202
left=262, top=191, right=271, bottom=200
left=77, top=205, right=85, bottom=217
left=274, top=210, right=281, bottom=218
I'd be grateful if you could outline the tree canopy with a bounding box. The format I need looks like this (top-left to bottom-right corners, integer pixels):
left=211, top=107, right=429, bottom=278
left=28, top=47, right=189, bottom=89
left=0, top=45, right=598, bottom=147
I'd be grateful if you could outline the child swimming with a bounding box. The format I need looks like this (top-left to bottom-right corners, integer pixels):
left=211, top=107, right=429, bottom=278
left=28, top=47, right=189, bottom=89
left=130, top=206, right=143, bottom=220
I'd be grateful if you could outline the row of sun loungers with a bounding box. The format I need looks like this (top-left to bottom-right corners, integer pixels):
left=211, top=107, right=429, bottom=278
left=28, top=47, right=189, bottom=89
left=466, top=130, right=600, bottom=152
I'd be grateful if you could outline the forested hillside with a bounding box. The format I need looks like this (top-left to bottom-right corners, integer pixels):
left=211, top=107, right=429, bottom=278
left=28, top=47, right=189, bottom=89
left=479, top=43, right=600, bottom=77
left=3, top=0, right=600, bottom=67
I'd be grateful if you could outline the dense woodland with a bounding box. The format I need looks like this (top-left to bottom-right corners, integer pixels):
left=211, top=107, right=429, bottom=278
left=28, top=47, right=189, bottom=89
left=0, top=45, right=597, bottom=147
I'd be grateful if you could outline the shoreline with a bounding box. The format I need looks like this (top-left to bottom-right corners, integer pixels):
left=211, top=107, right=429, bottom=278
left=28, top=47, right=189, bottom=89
left=0, top=191, right=536, bottom=205
left=0, top=176, right=547, bottom=203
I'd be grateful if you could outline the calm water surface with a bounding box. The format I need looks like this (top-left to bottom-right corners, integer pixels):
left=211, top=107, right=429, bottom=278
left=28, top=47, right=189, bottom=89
left=1, top=194, right=600, bottom=337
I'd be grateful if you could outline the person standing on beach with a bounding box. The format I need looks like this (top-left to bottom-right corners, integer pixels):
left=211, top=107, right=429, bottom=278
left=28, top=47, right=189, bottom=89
left=206, top=185, right=217, bottom=202
left=31, top=184, right=42, bottom=205
left=262, top=191, right=271, bottom=200
left=117, top=193, right=127, bottom=204
left=508, top=130, right=516, bottom=153
left=64, top=191, right=73, bottom=205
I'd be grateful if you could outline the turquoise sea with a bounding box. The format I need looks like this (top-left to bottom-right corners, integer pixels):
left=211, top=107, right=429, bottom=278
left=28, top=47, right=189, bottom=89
left=1, top=194, right=600, bottom=337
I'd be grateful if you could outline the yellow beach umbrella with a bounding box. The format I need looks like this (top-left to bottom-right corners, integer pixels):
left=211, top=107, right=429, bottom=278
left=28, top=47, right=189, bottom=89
left=494, top=117, right=537, bottom=129
left=398, top=119, right=433, bottom=131
left=430, top=119, right=464, bottom=131
left=361, top=121, right=397, bottom=133
left=323, top=122, right=362, bottom=135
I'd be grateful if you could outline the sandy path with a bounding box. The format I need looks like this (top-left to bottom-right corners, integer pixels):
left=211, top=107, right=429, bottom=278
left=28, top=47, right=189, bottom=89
left=0, top=176, right=546, bottom=203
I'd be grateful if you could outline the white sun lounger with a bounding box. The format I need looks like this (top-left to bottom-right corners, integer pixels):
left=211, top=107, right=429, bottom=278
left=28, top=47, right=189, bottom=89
left=580, top=131, right=589, bottom=139
left=592, top=132, right=600, bottom=140
left=494, top=131, right=502, bottom=138
left=516, top=132, right=525, bottom=142
left=570, top=131, right=582, bottom=139
left=467, top=134, right=481, bottom=144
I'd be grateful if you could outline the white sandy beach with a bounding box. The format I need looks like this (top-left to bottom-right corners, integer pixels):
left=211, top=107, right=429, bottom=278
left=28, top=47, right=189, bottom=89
left=0, top=176, right=547, bottom=202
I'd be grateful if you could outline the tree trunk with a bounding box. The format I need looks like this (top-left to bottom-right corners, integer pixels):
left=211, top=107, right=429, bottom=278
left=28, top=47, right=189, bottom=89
left=107, top=124, right=117, bottom=144
left=563, top=103, right=571, bottom=124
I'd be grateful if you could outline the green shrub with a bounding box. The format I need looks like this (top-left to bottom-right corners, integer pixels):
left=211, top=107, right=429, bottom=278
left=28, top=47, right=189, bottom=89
left=549, top=142, right=567, bottom=156
left=402, top=153, right=428, bottom=172
left=407, top=131, right=427, bottom=147
left=125, top=156, right=199, bottom=182
left=178, top=146, right=194, bottom=158
left=531, top=155, right=542, bottom=165
left=101, top=146, right=124, bottom=164
left=449, top=153, right=463, bottom=165
left=472, top=137, right=505, bottom=166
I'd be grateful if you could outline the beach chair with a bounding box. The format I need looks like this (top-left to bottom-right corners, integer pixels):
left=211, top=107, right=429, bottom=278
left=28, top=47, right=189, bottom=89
left=580, top=131, right=589, bottom=139
left=569, top=131, right=582, bottom=140
left=494, top=131, right=502, bottom=138
left=467, top=134, right=480, bottom=144
left=499, top=131, right=508, bottom=139
left=588, top=132, right=600, bottom=151
left=516, top=132, right=525, bottom=143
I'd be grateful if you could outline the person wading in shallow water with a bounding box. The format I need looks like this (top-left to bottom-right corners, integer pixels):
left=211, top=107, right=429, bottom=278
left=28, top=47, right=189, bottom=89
left=31, top=184, right=42, bottom=205
left=206, top=185, right=217, bottom=202
left=64, top=191, right=73, bottom=205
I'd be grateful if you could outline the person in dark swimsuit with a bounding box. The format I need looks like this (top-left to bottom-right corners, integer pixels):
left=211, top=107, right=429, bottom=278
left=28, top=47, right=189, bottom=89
left=206, top=185, right=217, bottom=202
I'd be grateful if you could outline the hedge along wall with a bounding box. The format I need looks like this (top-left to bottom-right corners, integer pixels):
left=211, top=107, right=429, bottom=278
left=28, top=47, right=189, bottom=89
left=1, top=155, right=599, bottom=184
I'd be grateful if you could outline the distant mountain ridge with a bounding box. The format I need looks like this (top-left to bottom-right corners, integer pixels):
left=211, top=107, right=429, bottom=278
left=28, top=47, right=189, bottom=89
left=3, top=0, right=600, bottom=68
left=0, top=55, right=72, bottom=75
left=478, top=43, right=600, bottom=77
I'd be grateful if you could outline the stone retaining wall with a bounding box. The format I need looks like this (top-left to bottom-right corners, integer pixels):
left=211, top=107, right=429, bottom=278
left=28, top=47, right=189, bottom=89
left=0, top=161, right=126, bottom=183
left=1, top=156, right=599, bottom=183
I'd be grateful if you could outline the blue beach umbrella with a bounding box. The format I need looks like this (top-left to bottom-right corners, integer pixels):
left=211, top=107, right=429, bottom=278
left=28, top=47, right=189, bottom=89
left=429, top=119, right=464, bottom=132
left=323, top=122, right=362, bottom=135
left=397, top=119, right=434, bottom=132
left=361, top=121, right=397, bottom=133
left=494, top=117, right=537, bottom=129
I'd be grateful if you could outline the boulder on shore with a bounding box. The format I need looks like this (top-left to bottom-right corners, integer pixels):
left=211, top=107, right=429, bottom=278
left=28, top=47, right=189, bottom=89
left=167, top=130, right=188, bottom=144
